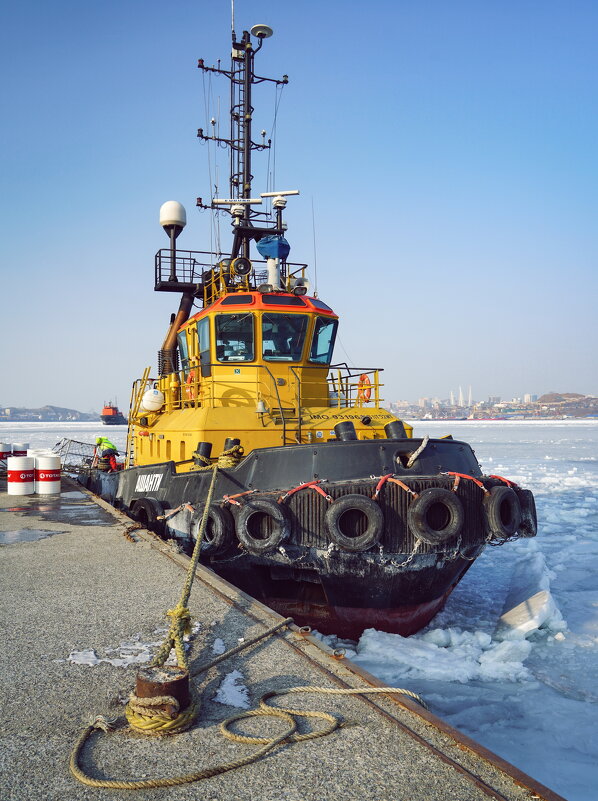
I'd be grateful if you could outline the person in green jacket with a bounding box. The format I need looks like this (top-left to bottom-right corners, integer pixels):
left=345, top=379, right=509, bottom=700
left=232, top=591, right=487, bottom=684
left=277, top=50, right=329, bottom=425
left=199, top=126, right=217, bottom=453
left=95, top=436, right=119, bottom=471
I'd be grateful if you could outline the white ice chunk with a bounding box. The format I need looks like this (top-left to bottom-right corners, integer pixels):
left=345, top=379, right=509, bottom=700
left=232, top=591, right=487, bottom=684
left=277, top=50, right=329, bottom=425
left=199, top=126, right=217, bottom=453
left=496, top=551, right=566, bottom=640
left=213, top=670, right=250, bottom=708
left=69, top=648, right=101, bottom=666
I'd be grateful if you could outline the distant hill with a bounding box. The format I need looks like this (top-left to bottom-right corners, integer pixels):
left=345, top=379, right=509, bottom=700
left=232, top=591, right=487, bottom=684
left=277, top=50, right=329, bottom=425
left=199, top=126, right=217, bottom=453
left=537, top=392, right=585, bottom=403
left=0, top=405, right=99, bottom=422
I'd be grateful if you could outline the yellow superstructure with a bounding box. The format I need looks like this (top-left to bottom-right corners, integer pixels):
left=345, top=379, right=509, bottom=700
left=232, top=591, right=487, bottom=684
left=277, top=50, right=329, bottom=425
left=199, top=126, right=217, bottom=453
left=128, top=288, right=412, bottom=470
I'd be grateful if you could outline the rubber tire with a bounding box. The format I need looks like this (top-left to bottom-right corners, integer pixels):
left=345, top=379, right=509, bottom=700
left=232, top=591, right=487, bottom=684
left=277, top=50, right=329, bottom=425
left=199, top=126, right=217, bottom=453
left=324, top=494, right=384, bottom=552
left=483, top=486, right=522, bottom=538
left=516, top=488, right=537, bottom=538
left=190, top=504, right=234, bottom=555
left=130, top=497, right=165, bottom=535
left=407, top=488, right=464, bottom=546
left=236, top=497, right=291, bottom=555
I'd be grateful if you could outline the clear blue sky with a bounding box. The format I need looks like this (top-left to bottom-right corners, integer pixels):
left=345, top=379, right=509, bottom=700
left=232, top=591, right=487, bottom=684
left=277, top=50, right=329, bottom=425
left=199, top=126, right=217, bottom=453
left=1, top=0, right=597, bottom=411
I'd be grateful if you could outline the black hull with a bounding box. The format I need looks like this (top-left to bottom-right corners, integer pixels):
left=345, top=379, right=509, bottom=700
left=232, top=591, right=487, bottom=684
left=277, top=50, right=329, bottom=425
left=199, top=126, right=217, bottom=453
left=101, top=415, right=127, bottom=425
left=80, top=437, right=525, bottom=638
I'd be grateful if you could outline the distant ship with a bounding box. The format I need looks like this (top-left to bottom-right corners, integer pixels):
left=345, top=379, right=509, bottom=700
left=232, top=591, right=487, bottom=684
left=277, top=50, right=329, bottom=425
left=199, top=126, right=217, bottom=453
left=100, top=402, right=127, bottom=425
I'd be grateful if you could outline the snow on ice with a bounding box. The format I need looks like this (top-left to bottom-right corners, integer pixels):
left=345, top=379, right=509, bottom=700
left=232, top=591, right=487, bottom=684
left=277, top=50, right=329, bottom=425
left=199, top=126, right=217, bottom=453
left=316, top=420, right=598, bottom=801
left=213, top=670, right=250, bottom=709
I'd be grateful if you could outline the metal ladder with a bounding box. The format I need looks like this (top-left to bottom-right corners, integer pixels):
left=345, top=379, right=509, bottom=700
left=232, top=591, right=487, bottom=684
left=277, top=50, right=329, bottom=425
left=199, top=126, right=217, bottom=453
left=125, top=366, right=152, bottom=468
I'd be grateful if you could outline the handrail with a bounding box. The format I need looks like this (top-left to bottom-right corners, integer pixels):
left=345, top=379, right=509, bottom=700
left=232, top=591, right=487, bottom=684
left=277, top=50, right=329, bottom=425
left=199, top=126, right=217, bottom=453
left=126, top=366, right=152, bottom=468
left=290, top=366, right=302, bottom=443
left=146, top=363, right=384, bottom=422
left=262, top=363, right=287, bottom=443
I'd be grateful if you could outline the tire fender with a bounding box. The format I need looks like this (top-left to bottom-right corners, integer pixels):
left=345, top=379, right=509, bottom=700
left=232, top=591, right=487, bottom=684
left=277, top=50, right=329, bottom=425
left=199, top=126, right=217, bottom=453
left=130, top=497, right=165, bottom=534
left=407, top=487, right=464, bottom=546
left=236, top=497, right=291, bottom=555
left=483, top=485, right=522, bottom=538
left=324, top=494, right=384, bottom=552
left=515, top=488, right=537, bottom=538
left=191, top=504, right=235, bottom=555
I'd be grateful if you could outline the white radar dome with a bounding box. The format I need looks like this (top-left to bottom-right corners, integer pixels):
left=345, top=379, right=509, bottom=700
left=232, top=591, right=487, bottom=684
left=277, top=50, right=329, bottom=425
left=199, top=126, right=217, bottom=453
left=251, top=23, right=273, bottom=39
left=140, top=388, right=165, bottom=413
left=159, top=201, right=187, bottom=229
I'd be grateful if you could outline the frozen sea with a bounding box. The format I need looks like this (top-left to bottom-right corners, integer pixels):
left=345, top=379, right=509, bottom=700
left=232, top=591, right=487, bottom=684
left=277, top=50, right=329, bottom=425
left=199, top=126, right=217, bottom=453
left=2, top=419, right=597, bottom=800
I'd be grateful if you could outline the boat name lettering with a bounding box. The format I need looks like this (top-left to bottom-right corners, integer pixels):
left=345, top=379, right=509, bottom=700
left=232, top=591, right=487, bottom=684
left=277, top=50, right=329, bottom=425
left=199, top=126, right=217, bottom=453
left=135, top=473, right=163, bottom=492
left=309, top=413, right=393, bottom=421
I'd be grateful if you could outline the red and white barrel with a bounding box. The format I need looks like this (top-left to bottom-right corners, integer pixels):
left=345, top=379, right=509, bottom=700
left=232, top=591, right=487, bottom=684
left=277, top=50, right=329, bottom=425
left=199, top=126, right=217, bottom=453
left=12, top=442, right=29, bottom=457
left=35, top=454, right=62, bottom=495
left=28, top=448, right=54, bottom=458
left=0, top=443, right=10, bottom=468
left=7, top=456, right=35, bottom=495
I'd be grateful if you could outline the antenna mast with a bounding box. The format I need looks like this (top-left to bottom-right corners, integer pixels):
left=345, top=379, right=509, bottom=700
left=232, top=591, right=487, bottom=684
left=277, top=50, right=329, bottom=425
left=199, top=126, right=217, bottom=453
left=197, top=24, right=288, bottom=258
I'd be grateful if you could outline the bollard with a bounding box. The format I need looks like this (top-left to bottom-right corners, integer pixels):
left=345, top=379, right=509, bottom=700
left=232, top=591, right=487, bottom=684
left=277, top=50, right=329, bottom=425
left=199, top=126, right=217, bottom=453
left=135, top=665, right=191, bottom=717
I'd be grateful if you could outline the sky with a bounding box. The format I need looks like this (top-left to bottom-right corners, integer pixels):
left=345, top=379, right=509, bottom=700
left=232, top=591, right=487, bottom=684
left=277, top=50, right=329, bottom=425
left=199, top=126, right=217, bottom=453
left=1, top=0, right=597, bottom=412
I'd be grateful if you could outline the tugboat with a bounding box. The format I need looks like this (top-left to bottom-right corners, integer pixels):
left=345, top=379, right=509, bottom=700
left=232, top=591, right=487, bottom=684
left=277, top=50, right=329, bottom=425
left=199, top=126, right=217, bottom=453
left=100, top=401, right=127, bottom=426
left=80, top=20, right=537, bottom=638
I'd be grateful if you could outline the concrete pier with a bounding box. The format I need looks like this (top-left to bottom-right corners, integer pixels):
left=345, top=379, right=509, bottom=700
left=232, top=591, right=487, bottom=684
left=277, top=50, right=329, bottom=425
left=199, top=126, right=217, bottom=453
left=0, top=478, right=565, bottom=801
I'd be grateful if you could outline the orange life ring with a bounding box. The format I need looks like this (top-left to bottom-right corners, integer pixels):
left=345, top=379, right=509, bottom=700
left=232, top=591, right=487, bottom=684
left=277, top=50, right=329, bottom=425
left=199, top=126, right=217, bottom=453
left=357, top=373, right=372, bottom=402
left=185, top=370, right=196, bottom=400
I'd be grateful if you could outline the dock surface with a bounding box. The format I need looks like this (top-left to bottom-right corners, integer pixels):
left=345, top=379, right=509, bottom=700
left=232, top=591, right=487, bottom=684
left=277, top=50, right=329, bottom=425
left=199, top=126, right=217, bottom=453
left=0, top=479, right=565, bottom=801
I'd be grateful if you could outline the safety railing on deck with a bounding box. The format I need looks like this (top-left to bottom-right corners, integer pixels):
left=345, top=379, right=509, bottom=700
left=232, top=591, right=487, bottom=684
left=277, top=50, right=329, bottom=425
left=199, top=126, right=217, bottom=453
left=137, top=364, right=382, bottom=417
left=155, top=248, right=308, bottom=301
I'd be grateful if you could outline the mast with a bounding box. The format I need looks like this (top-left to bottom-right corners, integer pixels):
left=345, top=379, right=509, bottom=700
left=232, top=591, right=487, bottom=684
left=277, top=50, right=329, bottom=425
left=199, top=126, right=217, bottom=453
left=197, top=25, right=288, bottom=258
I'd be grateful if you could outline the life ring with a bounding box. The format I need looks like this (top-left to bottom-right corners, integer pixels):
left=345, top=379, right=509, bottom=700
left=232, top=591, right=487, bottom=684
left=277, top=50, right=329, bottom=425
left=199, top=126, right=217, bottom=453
left=407, top=487, right=463, bottom=546
left=130, top=497, right=165, bottom=535
left=515, top=488, right=537, bottom=538
left=185, top=370, right=196, bottom=400
left=236, top=497, right=291, bottom=555
left=190, top=503, right=234, bottom=555
left=483, top=486, right=522, bottom=539
left=357, top=373, right=372, bottom=402
left=324, top=494, right=384, bottom=552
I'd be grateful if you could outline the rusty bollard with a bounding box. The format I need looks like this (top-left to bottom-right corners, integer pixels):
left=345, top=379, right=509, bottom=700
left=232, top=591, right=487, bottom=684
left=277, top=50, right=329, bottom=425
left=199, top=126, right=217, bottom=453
left=135, top=665, right=191, bottom=719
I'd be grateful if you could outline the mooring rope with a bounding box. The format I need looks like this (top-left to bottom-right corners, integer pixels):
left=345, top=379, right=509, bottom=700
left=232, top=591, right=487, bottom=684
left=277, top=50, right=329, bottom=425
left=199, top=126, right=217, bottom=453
left=70, top=682, right=427, bottom=790
left=69, top=445, right=427, bottom=790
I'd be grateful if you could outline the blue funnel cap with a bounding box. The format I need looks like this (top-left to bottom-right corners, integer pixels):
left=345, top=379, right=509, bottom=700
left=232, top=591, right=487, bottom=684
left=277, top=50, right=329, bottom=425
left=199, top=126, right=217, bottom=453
left=256, top=235, right=290, bottom=260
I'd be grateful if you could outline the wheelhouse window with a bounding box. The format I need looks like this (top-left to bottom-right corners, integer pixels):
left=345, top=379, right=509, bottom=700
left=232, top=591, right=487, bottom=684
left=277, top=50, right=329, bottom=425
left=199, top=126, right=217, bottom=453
left=309, top=317, right=338, bottom=364
left=177, top=331, right=189, bottom=371
left=262, top=313, right=308, bottom=361
left=197, top=317, right=211, bottom=376
left=215, top=313, right=254, bottom=361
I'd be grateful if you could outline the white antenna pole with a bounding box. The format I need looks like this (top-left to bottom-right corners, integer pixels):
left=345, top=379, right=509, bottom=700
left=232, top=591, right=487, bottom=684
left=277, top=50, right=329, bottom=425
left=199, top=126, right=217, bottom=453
left=311, top=197, right=318, bottom=296
left=231, top=0, right=235, bottom=34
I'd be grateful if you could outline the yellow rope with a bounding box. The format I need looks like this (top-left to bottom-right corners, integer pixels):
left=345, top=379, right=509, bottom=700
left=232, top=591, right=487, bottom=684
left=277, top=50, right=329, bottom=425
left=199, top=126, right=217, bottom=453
left=122, top=444, right=246, bottom=734
left=70, top=684, right=426, bottom=790
left=69, top=441, right=428, bottom=789
left=190, top=444, right=244, bottom=472
left=125, top=692, right=200, bottom=736
left=147, top=462, right=219, bottom=674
